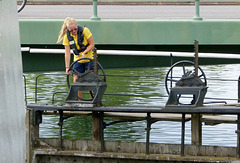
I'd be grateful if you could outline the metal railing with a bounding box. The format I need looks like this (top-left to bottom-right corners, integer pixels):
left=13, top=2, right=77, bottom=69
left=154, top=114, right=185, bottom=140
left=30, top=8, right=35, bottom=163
left=27, top=103, right=240, bottom=157
left=23, top=72, right=240, bottom=105
left=34, top=73, right=66, bottom=103
left=24, top=71, right=240, bottom=158
left=90, top=0, right=203, bottom=20
left=18, top=0, right=238, bottom=20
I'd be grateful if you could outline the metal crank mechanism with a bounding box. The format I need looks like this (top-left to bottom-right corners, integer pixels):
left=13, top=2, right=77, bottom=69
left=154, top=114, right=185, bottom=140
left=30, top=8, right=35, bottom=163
left=65, top=57, right=107, bottom=107
left=165, top=60, right=208, bottom=107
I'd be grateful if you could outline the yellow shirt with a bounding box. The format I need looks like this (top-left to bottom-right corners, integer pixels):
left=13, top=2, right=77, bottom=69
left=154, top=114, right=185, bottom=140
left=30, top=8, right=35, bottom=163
left=63, top=27, right=93, bottom=63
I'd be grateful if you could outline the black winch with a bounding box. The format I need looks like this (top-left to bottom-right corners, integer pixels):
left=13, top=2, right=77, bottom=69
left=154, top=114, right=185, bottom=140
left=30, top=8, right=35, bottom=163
left=165, top=60, right=208, bottom=107
left=65, top=49, right=107, bottom=107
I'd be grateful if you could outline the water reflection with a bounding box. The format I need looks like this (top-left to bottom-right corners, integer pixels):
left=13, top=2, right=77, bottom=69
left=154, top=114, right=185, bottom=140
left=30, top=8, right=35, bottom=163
left=24, top=64, right=240, bottom=147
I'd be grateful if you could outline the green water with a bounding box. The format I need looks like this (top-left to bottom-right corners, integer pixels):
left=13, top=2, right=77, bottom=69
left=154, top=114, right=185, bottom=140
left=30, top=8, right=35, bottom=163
left=25, top=67, right=168, bottom=142
left=25, top=67, right=169, bottom=106
left=24, top=64, right=240, bottom=146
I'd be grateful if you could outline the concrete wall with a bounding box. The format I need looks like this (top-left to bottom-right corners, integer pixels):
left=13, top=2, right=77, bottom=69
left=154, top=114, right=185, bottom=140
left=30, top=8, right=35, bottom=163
left=0, top=0, right=26, bottom=162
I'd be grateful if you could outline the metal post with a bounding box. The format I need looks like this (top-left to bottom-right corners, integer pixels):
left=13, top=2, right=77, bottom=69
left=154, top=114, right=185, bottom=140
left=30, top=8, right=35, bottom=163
left=35, top=76, right=38, bottom=103
left=193, top=0, right=203, bottom=20
left=100, top=111, right=105, bottom=152
left=236, top=114, right=240, bottom=157
left=90, top=0, right=100, bottom=20
left=170, top=53, right=173, bottom=88
left=194, top=40, right=199, bottom=77
left=146, top=113, right=151, bottom=155
left=181, top=113, right=185, bottom=156
left=93, top=47, right=98, bottom=75
left=23, top=75, right=27, bottom=105
left=58, top=110, right=64, bottom=149
left=170, top=53, right=173, bottom=66
left=238, top=76, right=240, bottom=103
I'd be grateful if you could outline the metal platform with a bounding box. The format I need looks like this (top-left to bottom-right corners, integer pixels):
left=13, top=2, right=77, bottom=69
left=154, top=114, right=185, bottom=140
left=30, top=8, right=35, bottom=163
left=27, top=103, right=240, bottom=114
left=26, top=103, right=240, bottom=162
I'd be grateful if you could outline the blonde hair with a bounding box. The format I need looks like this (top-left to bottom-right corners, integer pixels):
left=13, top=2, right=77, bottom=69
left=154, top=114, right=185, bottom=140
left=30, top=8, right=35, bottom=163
left=57, top=17, right=78, bottom=43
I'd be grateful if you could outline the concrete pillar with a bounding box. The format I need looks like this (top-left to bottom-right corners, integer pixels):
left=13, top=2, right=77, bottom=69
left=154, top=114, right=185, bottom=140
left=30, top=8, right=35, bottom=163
left=0, top=0, right=26, bottom=162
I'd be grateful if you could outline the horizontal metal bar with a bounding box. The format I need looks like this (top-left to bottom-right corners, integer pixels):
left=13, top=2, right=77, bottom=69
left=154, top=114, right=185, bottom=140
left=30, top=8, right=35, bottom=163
left=103, top=93, right=239, bottom=101
left=103, top=74, right=240, bottom=82
left=104, top=74, right=165, bottom=78
left=21, top=1, right=240, bottom=6
left=21, top=47, right=240, bottom=59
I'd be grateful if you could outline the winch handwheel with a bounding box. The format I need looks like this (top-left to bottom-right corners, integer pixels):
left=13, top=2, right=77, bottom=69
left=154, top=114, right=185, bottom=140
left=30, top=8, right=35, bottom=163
left=66, top=58, right=106, bottom=89
left=165, top=60, right=207, bottom=95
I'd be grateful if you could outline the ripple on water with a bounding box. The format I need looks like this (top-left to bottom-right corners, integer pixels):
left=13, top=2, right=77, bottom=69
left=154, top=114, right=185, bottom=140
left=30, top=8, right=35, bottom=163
left=25, top=64, right=240, bottom=147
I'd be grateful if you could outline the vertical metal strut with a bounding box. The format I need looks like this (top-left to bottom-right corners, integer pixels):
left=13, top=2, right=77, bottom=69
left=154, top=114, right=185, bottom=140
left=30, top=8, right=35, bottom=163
left=181, top=113, right=186, bottom=156
left=146, top=113, right=151, bottom=155
left=100, top=111, right=105, bottom=152
left=194, top=40, right=199, bottom=77
left=236, top=114, right=240, bottom=157
left=58, top=110, right=64, bottom=149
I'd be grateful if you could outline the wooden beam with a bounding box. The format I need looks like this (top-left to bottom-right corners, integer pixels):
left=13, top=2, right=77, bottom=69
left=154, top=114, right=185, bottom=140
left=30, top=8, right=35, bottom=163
left=191, top=114, right=202, bottom=145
